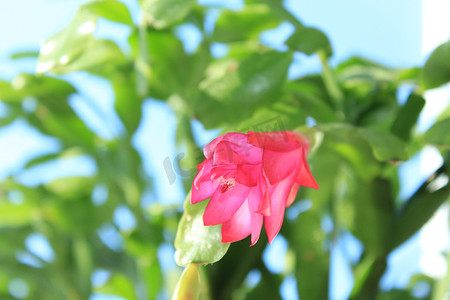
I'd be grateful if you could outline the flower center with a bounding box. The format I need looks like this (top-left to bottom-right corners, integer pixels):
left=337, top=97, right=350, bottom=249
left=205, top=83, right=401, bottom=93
left=218, top=176, right=236, bottom=193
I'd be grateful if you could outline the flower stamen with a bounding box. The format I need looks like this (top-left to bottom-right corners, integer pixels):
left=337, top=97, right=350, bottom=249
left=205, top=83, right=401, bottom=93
left=218, top=176, right=236, bottom=193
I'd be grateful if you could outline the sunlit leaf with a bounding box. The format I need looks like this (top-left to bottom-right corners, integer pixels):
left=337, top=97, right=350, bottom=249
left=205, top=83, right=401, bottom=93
left=141, top=0, right=195, bottom=29
left=174, top=193, right=230, bottom=267
left=390, top=93, right=425, bottom=141
left=423, top=118, right=450, bottom=148
left=212, top=4, right=282, bottom=43
left=45, top=176, right=94, bottom=199
left=359, top=128, right=408, bottom=162
left=194, top=51, right=292, bottom=128
left=37, top=10, right=124, bottom=74
left=286, top=26, right=332, bottom=56
left=0, top=202, right=33, bottom=227
left=96, top=273, right=138, bottom=300
left=83, top=0, right=133, bottom=25
left=422, top=40, right=450, bottom=89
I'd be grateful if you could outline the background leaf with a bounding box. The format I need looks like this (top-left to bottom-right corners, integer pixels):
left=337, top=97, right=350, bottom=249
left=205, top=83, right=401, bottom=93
left=421, top=40, right=450, bottom=89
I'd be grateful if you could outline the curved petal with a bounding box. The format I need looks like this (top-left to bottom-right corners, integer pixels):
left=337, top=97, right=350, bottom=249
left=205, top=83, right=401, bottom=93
left=263, top=148, right=301, bottom=185
left=213, top=140, right=262, bottom=165
left=191, top=179, right=218, bottom=204
left=246, top=187, right=264, bottom=246
left=264, top=173, right=297, bottom=243
left=210, top=165, right=236, bottom=181
left=221, top=200, right=251, bottom=243
left=193, top=159, right=213, bottom=189
left=296, top=148, right=319, bottom=189
left=286, top=183, right=300, bottom=207
left=203, top=183, right=250, bottom=226
left=236, top=164, right=261, bottom=187
left=204, top=132, right=247, bottom=159
left=248, top=131, right=306, bottom=152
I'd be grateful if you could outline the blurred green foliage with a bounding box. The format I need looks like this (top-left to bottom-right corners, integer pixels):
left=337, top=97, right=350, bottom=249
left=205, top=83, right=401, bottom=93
left=0, top=0, right=449, bottom=299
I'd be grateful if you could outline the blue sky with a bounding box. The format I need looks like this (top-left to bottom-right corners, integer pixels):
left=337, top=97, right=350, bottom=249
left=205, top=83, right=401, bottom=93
left=0, top=1, right=449, bottom=299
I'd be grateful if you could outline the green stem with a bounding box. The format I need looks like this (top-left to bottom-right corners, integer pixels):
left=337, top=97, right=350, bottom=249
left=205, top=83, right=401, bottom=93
left=318, top=50, right=344, bottom=113
left=172, top=264, right=201, bottom=300
left=136, top=16, right=150, bottom=97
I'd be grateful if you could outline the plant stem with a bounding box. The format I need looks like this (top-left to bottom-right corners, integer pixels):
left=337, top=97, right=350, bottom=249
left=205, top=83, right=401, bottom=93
left=318, top=50, right=344, bottom=114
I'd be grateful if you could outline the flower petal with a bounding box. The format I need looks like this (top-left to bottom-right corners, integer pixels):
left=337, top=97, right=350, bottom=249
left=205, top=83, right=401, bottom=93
left=210, top=165, right=236, bottom=181
left=263, top=148, right=301, bottom=185
left=250, top=212, right=263, bottom=246
left=204, top=132, right=247, bottom=159
left=248, top=131, right=305, bottom=152
left=296, top=148, right=319, bottom=189
left=203, top=183, right=250, bottom=226
left=213, top=140, right=262, bottom=165
left=246, top=185, right=264, bottom=245
left=236, top=164, right=261, bottom=187
left=264, top=173, right=296, bottom=243
left=191, top=179, right=218, bottom=204
left=193, top=159, right=212, bottom=189
left=221, top=200, right=251, bottom=243
left=286, top=183, right=300, bottom=207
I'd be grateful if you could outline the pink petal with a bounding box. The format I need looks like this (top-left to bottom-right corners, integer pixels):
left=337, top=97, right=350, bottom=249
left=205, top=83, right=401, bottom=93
left=191, top=179, right=218, bottom=204
left=221, top=200, right=251, bottom=243
left=236, top=164, right=261, bottom=187
left=264, top=173, right=297, bottom=243
left=210, top=165, right=236, bottom=181
left=263, top=148, right=301, bottom=185
left=296, top=148, right=319, bottom=189
left=286, top=183, right=300, bottom=207
left=250, top=212, right=263, bottom=246
left=193, top=159, right=212, bottom=189
left=203, top=183, right=250, bottom=226
left=246, top=186, right=264, bottom=245
left=204, top=132, right=247, bottom=159
left=256, top=190, right=271, bottom=216
left=213, top=140, right=262, bottom=165
left=248, top=131, right=306, bottom=152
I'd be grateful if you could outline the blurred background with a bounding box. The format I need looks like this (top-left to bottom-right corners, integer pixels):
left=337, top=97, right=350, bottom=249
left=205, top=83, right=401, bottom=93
left=0, top=0, right=449, bottom=299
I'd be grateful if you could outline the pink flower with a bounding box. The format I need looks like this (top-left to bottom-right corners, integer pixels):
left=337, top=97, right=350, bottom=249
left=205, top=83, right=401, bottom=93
left=191, top=131, right=319, bottom=246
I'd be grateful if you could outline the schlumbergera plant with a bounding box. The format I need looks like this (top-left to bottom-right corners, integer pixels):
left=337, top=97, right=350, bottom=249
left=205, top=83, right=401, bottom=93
left=0, top=0, right=449, bottom=299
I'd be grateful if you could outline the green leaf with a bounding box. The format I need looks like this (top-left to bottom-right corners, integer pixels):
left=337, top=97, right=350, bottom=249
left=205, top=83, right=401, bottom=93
left=174, top=193, right=230, bottom=267
left=342, top=178, right=395, bottom=255
left=287, top=76, right=339, bottom=123
left=0, top=202, right=33, bottom=227
left=37, top=10, right=124, bottom=74
left=96, top=273, right=138, bottom=300
left=44, top=176, right=94, bottom=199
left=359, top=128, right=408, bottom=162
left=320, top=124, right=380, bottom=180
left=393, top=182, right=449, bottom=250
left=83, top=0, right=133, bottom=25
left=9, top=50, right=40, bottom=60
left=194, top=51, right=292, bottom=128
left=423, top=118, right=450, bottom=148
left=391, top=93, right=425, bottom=141
left=141, top=0, right=195, bottom=29
left=212, top=4, right=282, bottom=43
left=112, top=70, right=142, bottom=134
left=422, top=40, right=450, bottom=89
left=289, top=211, right=329, bottom=299
left=336, top=56, right=396, bottom=87
left=285, top=26, right=332, bottom=56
